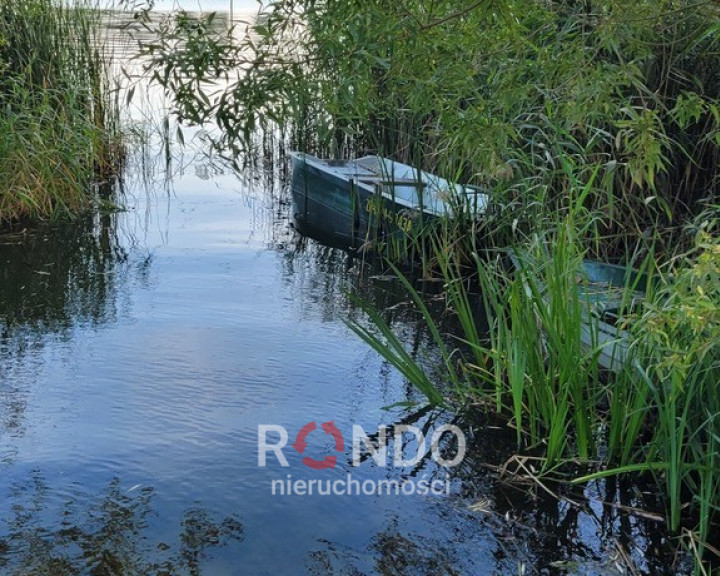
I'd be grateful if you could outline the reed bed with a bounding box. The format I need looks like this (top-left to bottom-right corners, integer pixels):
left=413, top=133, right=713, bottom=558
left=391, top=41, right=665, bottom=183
left=0, top=0, right=123, bottom=226
left=346, top=208, right=720, bottom=572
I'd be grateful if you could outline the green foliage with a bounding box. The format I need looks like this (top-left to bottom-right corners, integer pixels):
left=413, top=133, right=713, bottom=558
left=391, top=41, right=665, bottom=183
left=140, top=0, right=718, bottom=256
left=346, top=213, right=720, bottom=570
left=615, top=223, right=720, bottom=552
left=345, top=218, right=612, bottom=466
left=0, top=0, right=123, bottom=225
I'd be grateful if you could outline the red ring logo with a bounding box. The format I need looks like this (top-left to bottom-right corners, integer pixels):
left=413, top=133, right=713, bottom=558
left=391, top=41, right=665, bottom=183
left=292, top=421, right=344, bottom=470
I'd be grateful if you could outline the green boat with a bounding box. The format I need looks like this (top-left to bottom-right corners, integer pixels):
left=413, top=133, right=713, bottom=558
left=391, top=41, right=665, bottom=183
left=513, top=254, right=651, bottom=372
left=290, top=152, right=489, bottom=250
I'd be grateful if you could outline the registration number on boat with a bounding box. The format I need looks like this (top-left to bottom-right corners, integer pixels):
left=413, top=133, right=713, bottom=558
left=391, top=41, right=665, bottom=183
left=365, top=197, right=414, bottom=233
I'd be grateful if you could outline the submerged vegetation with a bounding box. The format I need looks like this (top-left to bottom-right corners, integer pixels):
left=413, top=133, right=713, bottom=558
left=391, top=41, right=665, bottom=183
left=0, top=0, right=123, bottom=226
left=132, top=0, right=719, bottom=570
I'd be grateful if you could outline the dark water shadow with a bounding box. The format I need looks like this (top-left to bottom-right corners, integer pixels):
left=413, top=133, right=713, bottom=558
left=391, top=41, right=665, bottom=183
left=0, top=473, right=243, bottom=576
left=0, top=215, right=128, bottom=338
left=0, top=213, right=137, bottom=462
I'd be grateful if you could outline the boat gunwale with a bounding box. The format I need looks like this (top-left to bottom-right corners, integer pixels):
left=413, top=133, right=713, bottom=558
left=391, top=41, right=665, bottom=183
left=290, top=151, right=488, bottom=217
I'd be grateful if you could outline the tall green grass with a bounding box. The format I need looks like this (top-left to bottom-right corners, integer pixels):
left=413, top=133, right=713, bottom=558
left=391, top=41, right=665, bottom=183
left=0, top=0, right=123, bottom=225
left=348, top=210, right=720, bottom=571
left=348, top=221, right=608, bottom=461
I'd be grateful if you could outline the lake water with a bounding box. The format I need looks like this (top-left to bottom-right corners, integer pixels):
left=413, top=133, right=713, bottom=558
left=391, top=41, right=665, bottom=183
left=0, top=8, right=689, bottom=576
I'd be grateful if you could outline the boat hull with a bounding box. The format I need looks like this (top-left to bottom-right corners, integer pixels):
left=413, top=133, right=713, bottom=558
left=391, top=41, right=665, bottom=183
left=290, top=153, right=485, bottom=251
left=291, top=154, right=372, bottom=249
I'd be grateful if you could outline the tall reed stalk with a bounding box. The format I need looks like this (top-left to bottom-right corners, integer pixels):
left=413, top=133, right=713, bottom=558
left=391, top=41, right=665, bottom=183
left=0, top=0, right=123, bottom=225
left=595, top=226, right=720, bottom=561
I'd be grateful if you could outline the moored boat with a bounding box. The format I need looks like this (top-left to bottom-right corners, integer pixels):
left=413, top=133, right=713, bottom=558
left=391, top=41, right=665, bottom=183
left=290, top=152, right=489, bottom=250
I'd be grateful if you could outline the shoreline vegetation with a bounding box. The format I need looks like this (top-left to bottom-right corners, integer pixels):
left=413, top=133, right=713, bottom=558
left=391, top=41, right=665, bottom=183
left=0, top=0, right=124, bottom=228
left=118, top=0, right=719, bottom=572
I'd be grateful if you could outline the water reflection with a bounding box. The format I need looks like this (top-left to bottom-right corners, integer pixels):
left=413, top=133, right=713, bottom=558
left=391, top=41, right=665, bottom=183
left=0, top=215, right=128, bottom=337
left=0, top=185, right=690, bottom=576
left=306, top=518, right=468, bottom=576
left=0, top=474, right=243, bottom=576
left=0, top=215, right=130, bottom=461
left=0, top=172, right=688, bottom=574
left=0, top=121, right=693, bottom=576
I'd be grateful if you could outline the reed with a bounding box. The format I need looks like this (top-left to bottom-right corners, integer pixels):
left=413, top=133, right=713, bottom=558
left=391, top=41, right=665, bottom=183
left=346, top=208, right=720, bottom=570
left=0, top=0, right=123, bottom=225
left=344, top=258, right=467, bottom=407
left=599, top=224, right=720, bottom=560
left=346, top=216, right=608, bottom=461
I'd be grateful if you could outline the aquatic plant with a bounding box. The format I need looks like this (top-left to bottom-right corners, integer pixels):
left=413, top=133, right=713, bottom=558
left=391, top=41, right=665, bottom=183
left=0, top=0, right=123, bottom=225
left=346, top=212, right=720, bottom=571
left=589, top=220, right=720, bottom=564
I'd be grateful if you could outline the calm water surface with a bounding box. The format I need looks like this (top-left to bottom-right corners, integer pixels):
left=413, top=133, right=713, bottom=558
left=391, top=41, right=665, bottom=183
left=0, top=9, right=688, bottom=576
